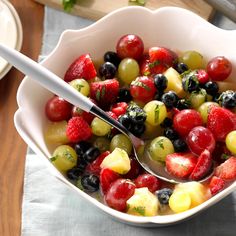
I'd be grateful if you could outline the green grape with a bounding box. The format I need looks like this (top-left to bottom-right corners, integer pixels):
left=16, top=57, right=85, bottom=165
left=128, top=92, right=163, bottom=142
left=91, top=117, right=111, bottom=136
left=226, top=131, right=236, bottom=154
left=51, top=145, right=77, bottom=172
left=179, top=51, right=204, bottom=69
left=93, top=136, right=110, bottom=152
left=188, top=89, right=207, bottom=109
left=143, top=100, right=167, bottom=126
left=198, top=102, right=219, bottom=123
left=118, top=58, right=140, bottom=84
left=148, top=136, right=174, bottom=162
left=45, top=120, right=69, bottom=145
left=69, top=78, right=90, bottom=96
left=110, top=134, right=132, bottom=155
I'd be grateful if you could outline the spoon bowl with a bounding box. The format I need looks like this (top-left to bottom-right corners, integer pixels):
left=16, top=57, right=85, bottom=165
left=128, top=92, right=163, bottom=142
left=0, top=43, right=214, bottom=183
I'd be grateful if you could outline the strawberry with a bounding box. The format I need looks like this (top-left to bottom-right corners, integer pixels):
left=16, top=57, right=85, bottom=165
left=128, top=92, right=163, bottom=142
left=189, top=149, right=212, bottom=181
left=66, top=116, right=92, bottom=143
left=209, top=176, right=225, bottom=195
left=215, top=156, right=236, bottom=181
left=86, top=151, right=110, bottom=176
left=64, top=54, right=97, bottom=82
left=166, top=152, right=198, bottom=179
left=148, top=47, right=178, bottom=74
left=100, top=168, right=120, bottom=194
left=111, top=102, right=128, bottom=117
left=123, top=158, right=141, bottom=179
left=207, top=106, right=236, bottom=141
left=90, top=79, right=119, bottom=108
left=139, top=55, right=151, bottom=76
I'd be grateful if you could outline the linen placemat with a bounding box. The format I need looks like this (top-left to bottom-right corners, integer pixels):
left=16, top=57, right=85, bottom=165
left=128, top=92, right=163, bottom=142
left=21, top=7, right=236, bottom=236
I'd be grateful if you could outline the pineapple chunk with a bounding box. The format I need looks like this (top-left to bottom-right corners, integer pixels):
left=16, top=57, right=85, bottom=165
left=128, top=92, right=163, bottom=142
left=175, top=182, right=210, bottom=208
left=164, top=67, right=186, bottom=98
left=169, top=189, right=191, bottom=213
left=100, top=148, right=131, bottom=174
left=127, top=187, right=158, bottom=216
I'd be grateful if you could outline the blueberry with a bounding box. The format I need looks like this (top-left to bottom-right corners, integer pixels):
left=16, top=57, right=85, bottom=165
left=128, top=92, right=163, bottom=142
left=154, top=74, right=168, bottom=91
left=176, top=99, right=190, bottom=110
left=182, top=74, right=199, bottom=92
left=175, top=62, right=189, bottom=74
left=161, top=91, right=179, bottom=109
left=131, top=123, right=146, bottom=137
left=156, top=188, right=173, bottom=205
left=67, top=166, right=84, bottom=180
left=99, top=62, right=117, bottom=80
left=118, top=114, right=132, bottom=130
left=154, top=91, right=163, bottom=101
left=221, top=90, right=236, bottom=108
left=173, top=138, right=187, bottom=152
left=203, top=81, right=219, bottom=96
left=104, top=51, right=121, bottom=68
left=164, top=127, right=179, bottom=140
left=117, top=88, right=132, bottom=102
left=74, top=141, right=92, bottom=157
left=81, top=174, right=100, bottom=192
left=161, top=117, right=173, bottom=128
left=83, top=147, right=100, bottom=163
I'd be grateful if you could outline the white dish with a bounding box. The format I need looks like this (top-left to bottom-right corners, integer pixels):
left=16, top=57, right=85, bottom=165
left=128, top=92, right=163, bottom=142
left=14, top=6, right=236, bottom=226
left=0, top=0, right=23, bottom=79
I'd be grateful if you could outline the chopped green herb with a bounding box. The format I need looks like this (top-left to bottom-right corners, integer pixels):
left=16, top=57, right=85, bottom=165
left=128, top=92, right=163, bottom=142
left=156, top=138, right=164, bottom=149
left=50, top=156, right=58, bottom=162
left=76, top=84, right=84, bottom=92
left=221, top=153, right=230, bottom=160
left=148, top=60, right=160, bottom=69
left=129, top=0, right=147, bottom=6
left=131, top=81, right=151, bottom=91
left=65, top=151, right=76, bottom=163
left=154, top=105, right=160, bottom=124
left=95, top=90, right=101, bottom=101
left=133, top=206, right=146, bottom=216
left=101, top=85, right=106, bottom=99
left=62, top=0, right=77, bottom=11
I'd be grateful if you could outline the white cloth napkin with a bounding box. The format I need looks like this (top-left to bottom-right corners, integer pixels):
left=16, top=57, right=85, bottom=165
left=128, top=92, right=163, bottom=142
left=21, top=7, right=236, bottom=236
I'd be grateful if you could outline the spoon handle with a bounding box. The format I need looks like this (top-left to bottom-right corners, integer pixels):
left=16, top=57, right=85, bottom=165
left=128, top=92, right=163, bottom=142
left=0, top=43, right=94, bottom=112
left=0, top=43, right=128, bottom=134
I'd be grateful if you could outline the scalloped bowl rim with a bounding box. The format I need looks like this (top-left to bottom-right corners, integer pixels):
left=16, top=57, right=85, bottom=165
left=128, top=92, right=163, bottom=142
left=14, top=6, right=236, bottom=226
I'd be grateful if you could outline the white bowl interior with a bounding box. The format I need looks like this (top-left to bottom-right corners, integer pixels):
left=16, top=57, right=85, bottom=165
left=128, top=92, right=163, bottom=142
left=14, top=6, right=236, bottom=226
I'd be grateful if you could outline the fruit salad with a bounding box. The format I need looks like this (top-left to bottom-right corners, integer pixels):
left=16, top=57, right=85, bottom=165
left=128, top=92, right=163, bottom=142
left=44, top=34, right=236, bottom=216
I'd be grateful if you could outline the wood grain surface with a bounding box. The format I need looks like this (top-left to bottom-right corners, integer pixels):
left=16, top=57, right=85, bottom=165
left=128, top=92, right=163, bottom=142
left=0, top=0, right=44, bottom=235
left=35, top=0, right=214, bottom=21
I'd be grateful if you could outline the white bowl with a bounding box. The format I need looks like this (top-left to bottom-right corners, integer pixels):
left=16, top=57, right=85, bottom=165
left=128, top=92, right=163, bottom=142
left=14, top=6, right=236, bottom=226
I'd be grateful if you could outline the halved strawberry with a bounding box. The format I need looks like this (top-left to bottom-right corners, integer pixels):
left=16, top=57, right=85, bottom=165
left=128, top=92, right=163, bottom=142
left=207, top=106, right=236, bottom=141
left=100, top=168, right=120, bottom=194
left=111, top=102, right=128, bottom=117
left=148, top=47, right=178, bottom=74
left=86, top=151, right=110, bottom=176
left=64, top=54, right=97, bottom=82
left=209, top=176, right=225, bottom=195
left=139, top=56, right=151, bottom=76
left=215, top=156, right=236, bottom=181
left=90, top=79, right=119, bottom=108
left=165, top=152, right=198, bottom=179
left=189, top=149, right=212, bottom=181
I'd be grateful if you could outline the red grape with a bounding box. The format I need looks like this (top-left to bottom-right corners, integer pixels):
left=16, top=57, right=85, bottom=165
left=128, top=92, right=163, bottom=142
left=186, top=126, right=216, bottom=155
left=116, top=34, right=144, bottom=60
left=45, top=96, right=72, bottom=121
left=207, top=56, right=232, bottom=81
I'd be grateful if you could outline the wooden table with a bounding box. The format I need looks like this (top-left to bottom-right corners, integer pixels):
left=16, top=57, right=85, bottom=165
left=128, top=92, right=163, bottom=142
left=0, top=1, right=44, bottom=235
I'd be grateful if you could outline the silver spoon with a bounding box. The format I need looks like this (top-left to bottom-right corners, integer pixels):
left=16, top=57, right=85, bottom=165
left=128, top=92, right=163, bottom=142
left=0, top=43, right=213, bottom=184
